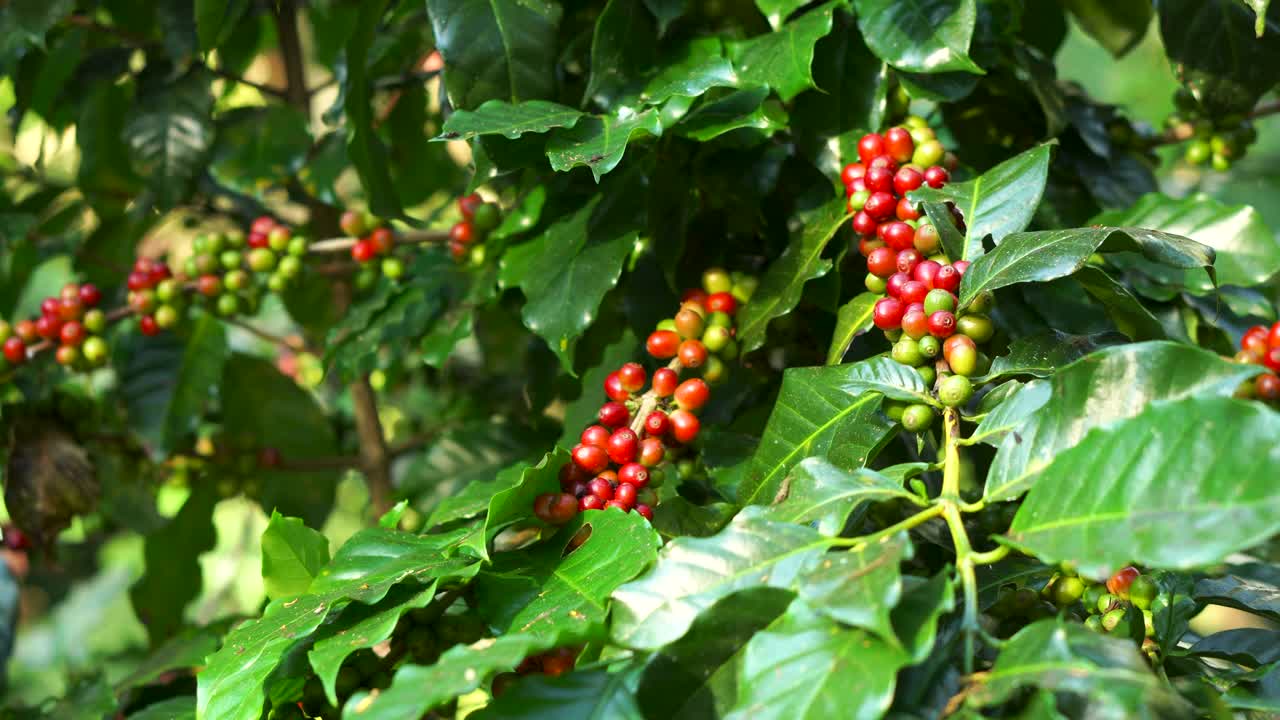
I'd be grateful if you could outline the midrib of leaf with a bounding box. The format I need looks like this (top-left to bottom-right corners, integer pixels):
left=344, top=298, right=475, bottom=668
left=964, top=174, right=984, bottom=259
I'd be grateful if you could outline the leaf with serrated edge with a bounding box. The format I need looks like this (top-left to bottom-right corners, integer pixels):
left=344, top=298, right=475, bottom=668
left=436, top=99, right=583, bottom=141
left=1004, top=396, right=1280, bottom=578
left=546, top=110, right=663, bottom=181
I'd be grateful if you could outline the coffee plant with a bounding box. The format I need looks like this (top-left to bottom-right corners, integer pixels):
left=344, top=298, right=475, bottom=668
left=3, top=0, right=1280, bottom=717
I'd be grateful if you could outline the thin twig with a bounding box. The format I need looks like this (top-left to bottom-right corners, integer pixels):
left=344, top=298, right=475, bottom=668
left=308, top=229, right=450, bottom=254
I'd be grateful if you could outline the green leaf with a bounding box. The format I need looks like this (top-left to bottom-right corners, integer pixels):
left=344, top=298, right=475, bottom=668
left=764, top=457, right=919, bottom=536
left=969, top=619, right=1188, bottom=717
left=725, top=600, right=910, bottom=720
left=909, top=144, right=1053, bottom=260
left=124, top=73, right=214, bottom=210
left=7, top=0, right=74, bottom=47
left=210, top=106, right=312, bottom=192
left=427, top=0, right=562, bottom=108
left=341, top=630, right=566, bottom=718
left=891, top=571, right=955, bottom=662
left=1092, top=192, right=1280, bottom=294
left=1072, top=267, right=1170, bottom=341
left=1062, top=0, right=1153, bottom=56
left=436, top=99, right=583, bottom=142
left=737, top=196, right=849, bottom=354
left=674, top=86, right=788, bottom=141
left=957, top=226, right=1215, bottom=307
left=1246, top=0, right=1272, bottom=35
left=826, top=292, right=878, bottom=365
left=1005, top=396, right=1280, bottom=578
left=1189, top=628, right=1280, bottom=666
left=408, top=421, right=550, bottom=525
left=128, top=697, right=196, bottom=720
left=979, top=330, right=1125, bottom=383
left=738, top=357, right=927, bottom=506
left=471, top=665, right=645, bottom=720
left=1158, top=0, right=1280, bottom=115
left=641, top=37, right=738, bottom=105
left=1194, top=574, right=1280, bottom=622
left=796, top=532, right=910, bottom=642
left=309, top=583, right=435, bottom=705
left=852, top=0, right=982, bottom=74
left=756, top=0, right=807, bottom=29
left=195, top=0, right=249, bottom=50
left=344, top=0, right=401, bottom=218
left=477, top=509, right=660, bottom=640
left=546, top=110, right=663, bottom=181
left=612, top=508, right=835, bottom=649
left=586, top=0, right=657, bottom=105
left=130, top=485, right=217, bottom=645
left=644, top=0, right=687, bottom=35
left=729, top=4, right=835, bottom=101
left=499, top=196, right=637, bottom=369
left=261, top=512, right=331, bottom=601
left=984, top=342, right=1261, bottom=502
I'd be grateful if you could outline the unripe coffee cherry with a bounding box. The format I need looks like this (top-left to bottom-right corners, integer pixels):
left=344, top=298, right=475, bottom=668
left=669, top=409, right=701, bottom=443
left=678, top=339, right=708, bottom=368
left=340, top=210, right=367, bottom=237
left=639, top=437, right=665, bottom=466
left=647, top=330, right=680, bottom=359
left=598, top=401, right=629, bottom=428
left=892, top=337, right=925, bottom=367
left=702, top=325, right=731, bottom=352
left=617, top=362, right=646, bottom=392
left=652, top=368, right=678, bottom=396
left=675, top=308, right=705, bottom=339
left=248, top=248, right=277, bottom=272
left=956, top=314, right=994, bottom=343
left=938, top=375, right=972, bottom=407
left=702, top=268, right=732, bottom=294
left=572, top=444, right=610, bottom=474
left=923, top=289, right=957, bottom=315
left=55, top=345, right=79, bottom=366
left=82, top=336, right=108, bottom=364
left=914, top=224, right=941, bottom=254
left=945, top=342, right=978, bottom=377
left=901, top=404, right=934, bottom=432
left=607, top=428, right=639, bottom=464
left=1128, top=575, right=1158, bottom=610
left=1101, top=608, right=1129, bottom=634
left=865, top=274, right=888, bottom=294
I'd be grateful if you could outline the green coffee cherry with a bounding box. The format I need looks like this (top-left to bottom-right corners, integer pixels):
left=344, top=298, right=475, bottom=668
left=382, top=257, right=405, bottom=279
left=82, top=336, right=109, bottom=365
left=1184, top=140, right=1211, bottom=165
left=707, top=311, right=733, bottom=329
left=83, top=309, right=107, bottom=334
left=1128, top=575, right=1158, bottom=610
left=287, top=237, right=309, bottom=257
left=901, top=404, right=935, bottom=432
left=917, top=365, right=936, bottom=388
left=278, top=256, right=302, bottom=279
left=217, top=294, right=240, bottom=317
left=865, top=274, right=888, bottom=294
left=918, top=335, right=941, bottom=359
left=1102, top=607, right=1131, bottom=635
left=884, top=400, right=907, bottom=421
left=1084, top=615, right=1104, bottom=632
left=967, top=291, right=995, bottom=314
left=703, top=325, right=731, bottom=352
left=923, top=289, right=956, bottom=315
left=1051, top=576, right=1086, bottom=607
left=224, top=231, right=245, bottom=248
left=1083, top=584, right=1107, bottom=613
left=848, top=189, right=870, bottom=211
left=220, top=250, right=243, bottom=271
left=224, top=270, right=250, bottom=292
left=248, top=248, right=277, bottom=272
left=893, top=337, right=925, bottom=367
left=938, top=374, right=972, bottom=407
left=155, top=305, right=180, bottom=329
left=267, top=274, right=287, bottom=293
left=1097, top=592, right=1119, bottom=614
left=472, top=203, right=501, bottom=232
left=702, top=268, right=733, bottom=294
left=731, top=275, right=758, bottom=303
left=913, top=140, right=945, bottom=167
left=956, top=314, right=994, bottom=344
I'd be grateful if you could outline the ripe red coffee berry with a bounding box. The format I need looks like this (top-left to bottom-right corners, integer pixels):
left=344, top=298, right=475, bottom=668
left=58, top=296, right=83, bottom=321
left=247, top=232, right=269, bottom=249
left=351, top=239, right=376, bottom=263
left=607, top=428, right=639, bottom=464
left=139, top=315, right=161, bottom=336
left=2, top=337, right=26, bottom=365
left=134, top=257, right=155, bottom=275
left=883, top=221, right=915, bottom=251
left=604, top=371, right=629, bottom=402
left=60, top=321, right=85, bottom=346
left=681, top=287, right=709, bottom=308
left=865, top=166, right=894, bottom=193
left=1244, top=331, right=1269, bottom=355
left=901, top=309, right=929, bottom=340
left=675, top=378, right=711, bottom=411
left=896, top=197, right=922, bottom=222
left=851, top=210, right=877, bottom=236
left=647, top=330, right=681, bottom=359
left=581, top=425, right=610, bottom=448
left=706, top=292, right=737, bottom=315
left=458, top=193, right=483, bottom=219
left=873, top=297, right=905, bottom=330
left=450, top=222, right=474, bottom=245
left=857, top=133, right=886, bottom=163
left=924, top=166, right=950, bottom=188
left=614, top=483, right=638, bottom=507
left=678, top=339, right=708, bottom=368
left=932, top=265, right=961, bottom=293
left=617, top=362, right=646, bottom=392
left=841, top=163, right=865, bottom=186
left=884, top=127, right=915, bottom=162
left=864, top=191, right=896, bottom=221
left=867, top=247, right=897, bottom=278
left=536, top=493, right=579, bottom=524
left=368, top=227, right=394, bottom=255
left=35, top=315, right=61, bottom=340
left=251, top=215, right=276, bottom=235
left=644, top=411, right=671, bottom=437
left=15, top=320, right=37, bottom=343
left=572, top=444, right=610, bottom=474
left=885, top=272, right=910, bottom=299
left=651, top=367, right=678, bottom=396
left=604, top=500, right=631, bottom=512
left=896, top=249, right=923, bottom=274
left=79, top=283, right=102, bottom=307
left=618, top=462, right=650, bottom=488
left=893, top=167, right=924, bottom=195
left=1267, top=321, right=1280, bottom=348
left=580, top=494, right=605, bottom=511
left=598, top=401, right=630, bottom=428
left=1256, top=373, right=1280, bottom=401
left=899, top=281, right=928, bottom=305
left=913, top=260, right=941, bottom=288
left=927, top=311, right=957, bottom=338
left=1264, top=347, right=1280, bottom=373
left=1106, top=566, right=1141, bottom=598
left=561, top=463, right=588, bottom=491
left=41, top=297, right=60, bottom=317
left=635, top=504, right=654, bottom=521
left=639, top=437, right=665, bottom=466
left=669, top=409, right=701, bottom=443
left=588, top=477, right=614, bottom=501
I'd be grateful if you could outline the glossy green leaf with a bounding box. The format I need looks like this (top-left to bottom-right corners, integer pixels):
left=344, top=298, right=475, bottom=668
left=852, top=0, right=981, bottom=74
left=674, top=87, right=788, bottom=141
left=482, top=449, right=568, bottom=549
left=1188, top=628, right=1280, bottom=666
left=341, top=630, right=565, bottom=718
left=969, top=619, right=1188, bottom=717
left=969, top=380, right=1050, bottom=447
left=826, top=292, right=878, bottom=365
left=796, top=533, right=910, bottom=642
left=1093, top=192, right=1280, bottom=294
left=979, top=330, right=1125, bottom=383
left=124, top=73, right=214, bottom=209
left=261, top=512, right=331, bottom=601
left=909, top=144, right=1053, bottom=259
left=472, top=665, right=645, bottom=720
left=764, top=457, right=920, bottom=536
left=546, top=110, right=663, bottom=181
left=1072, top=267, right=1170, bottom=341
left=1194, top=574, right=1280, bottom=622
left=427, top=0, right=562, bottom=108
left=612, top=508, right=836, bottom=649
left=129, top=697, right=196, bottom=720
left=436, top=100, right=583, bottom=142
left=130, top=485, right=217, bottom=645
left=344, top=0, right=401, bottom=218
left=983, top=342, right=1261, bottom=502
left=1005, top=396, right=1280, bottom=578
left=586, top=0, right=657, bottom=104
left=729, top=5, right=835, bottom=101
left=6, top=0, right=74, bottom=46
left=891, top=571, right=955, bottom=662
left=499, top=196, right=637, bottom=369
left=737, top=196, right=849, bottom=353
left=957, top=226, right=1215, bottom=307
left=642, top=37, right=738, bottom=105
left=756, top=0, right=807, bottom=29
left=1062, top=0, right=1152, bottom=56
left=310, top=583, right=434, bottom=705
left=726, top=600, right=909, bottom=720
left=195, top=0, right=249, bottom=50
left=738, top=357, right=927, bottom=506
left=1158, top=0, right=1280, bottom=115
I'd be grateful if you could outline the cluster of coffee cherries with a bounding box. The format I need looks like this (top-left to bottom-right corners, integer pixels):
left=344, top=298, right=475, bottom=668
left=992, top=565, right=1159, bottom=654
left=490, top=647, right=580, bottom=698
left=343, top=210, right=405, bottom=284
left=1167, top=89, right=1258, bottom=171
left=533, top=269, right=754, bottom=526
left=843, top=119, right=955, bottom=258
left=0, top=282, right=109, bottom=371
left=448, top=193, right=502, bottom=263
left=1235, top=322, right=1280, bottom=404
left=184, top=217, right=309, bottom=321
left=125, top=256, right=187, bottom=336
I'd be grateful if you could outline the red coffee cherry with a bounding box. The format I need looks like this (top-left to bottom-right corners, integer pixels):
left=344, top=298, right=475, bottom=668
left=678, top=339, right=708, bottom=368
left=932, top=265, right=961, bottom=293
left=41, top=297, right=60, bottom=317
left=14, top=320, right=37, bottom=343
left=647, top=330, right=681, bottom=359
left=1255, top=373, right=1280, bottom=401
left=952, top=260, right=970, bottom=275
left=896, top=249, right=923, bottom=275
left=580, top=425, right=610, bottom=449
left=675, top=379, right=710, bottom=411
left=669, top=409, right=701, bottom=444
left=618, top=462, right=650, bottom=488
left=635, top=504, right=654, bottom=521
left=579, top=494, right=604, bottom=511
left=882, top=222, right=915, bottom=251
left=368, top=227, right=394, bottom=255
left=899, top=281, right=928, bottom=305
left=587, top=477, right=614, bottom=501
left=560, top=462, right=589, bottom=491
left=604, top=371, right=630, bottom=402
left=139, top=315, right=161, bottom=336
left=1106, top=566, right=1141, bottom=598
left=913, top=260, right=941, bottom=288
left=617, top=362, right=646, bottom=392
left=607, top=428, right=639, bottom=464
left=924, top=166, right=950, bottom=188
left=864, top=191, right=896, bottom=220
left=927, top=311, right=957, bottom=338
left=598, top=401, right=630, bottom=428
left=534, top=493, right=579, bottom=524
left=866, top=247, right=897, bottom=278
left=651, top=367, right=678, bottom=396
left=1265, top=347, right=1280, bottom=373
left=449, top=221, right=474, bottom=245
left=644, top=411, right=671, bottom=437
left=901, top=309, right=929, bottom=340
left=614, top=482, right=638, bottom=507
left=604, top=500, right=631, bottom=512
left=884, top=127, right=915, bottom=163
left=851, top=210, right=877, bottom=235
left=1267, top=321, right=1280, bottom=349
left=351, top=239, right=376, bottom=263
left=705, top=292, right=738, bottom=315
left=681, top=287, right=709, bottom=308
left=896, top=197, right=922, bottom=221
left=35, top=315, right=61, bottom=340
left=857, top=133, right=886, bottom=163
left=885, top=272, right=910, bottom=299
left=639, top=437, right=665, bottom=466
left=572, top=444, right=610, bottom=474
left=858, top=236, right=885, bottom=257
left=873, top=297, right=904, bottom=330
left=247, top=231, right=268, bottom=249
left=60, top=321, right=85, bottom=346
left=458, top=193, right=483, bottom=219
left=251, top=216, right=277, bottom=235
left=865, top=166, right=894, bottom=193
left=3, top=337, right=26, bottom=365
left=841, top=163, right=865, bottom=186
left=893, top=166, right=924, bottom=195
